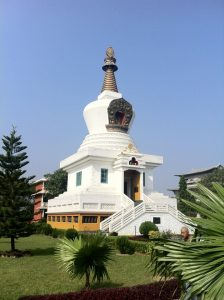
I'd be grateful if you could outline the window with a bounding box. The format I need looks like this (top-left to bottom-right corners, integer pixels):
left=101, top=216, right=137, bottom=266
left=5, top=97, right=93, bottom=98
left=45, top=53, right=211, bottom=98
left=67, top=216, right=72, bottom=222
left=82, top=216, right=98, bottom=223
left=153, top=217, right=161, bottom=224
left=76, top=171, right=82, bottom=186
left=73, top=216, right=78, bottom=223
left=143, top=172, right=145, bottom=187
left=48, top=216, right=51, bottom=221
left=100, top=216, right=109, bottom=222
left=52, top=216, right=55, bottom=222
left=57, top=216, right=60, bottom=222
left=62, top=216, right=66, bottom=222
left=101, top=168, right=108, bottom=183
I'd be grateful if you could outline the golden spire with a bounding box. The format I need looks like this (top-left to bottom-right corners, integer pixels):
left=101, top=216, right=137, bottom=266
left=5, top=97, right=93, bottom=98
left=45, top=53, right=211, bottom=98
left=101, top=47, right=118, bottom=93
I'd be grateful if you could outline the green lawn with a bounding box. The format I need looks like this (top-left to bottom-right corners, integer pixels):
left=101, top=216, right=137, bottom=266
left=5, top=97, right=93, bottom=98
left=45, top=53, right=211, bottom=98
left=0, top=235, right=154, bottom=300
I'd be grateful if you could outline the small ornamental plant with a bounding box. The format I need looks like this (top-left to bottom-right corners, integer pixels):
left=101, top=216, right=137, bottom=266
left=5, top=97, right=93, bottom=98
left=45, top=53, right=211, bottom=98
left=139, top=221, right=159, bottom=238
left=148, top=230, right=161, bottom=239
left=116, top=236, right=135, bottom=255
left=65, top=228, right=79, bottom=240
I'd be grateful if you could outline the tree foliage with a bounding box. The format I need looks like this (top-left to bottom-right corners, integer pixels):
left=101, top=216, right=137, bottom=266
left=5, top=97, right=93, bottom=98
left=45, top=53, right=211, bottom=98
left=150, top=183, right=224, bottom=300
left=0, top=128, right=35, bottom=251
left=139, top=221, right=158, bottom=238
left=44, top=169, right=67, bottom=199
left=201, top=167, right=224, bottom=191
left=177, top=176, right=197, bottom=216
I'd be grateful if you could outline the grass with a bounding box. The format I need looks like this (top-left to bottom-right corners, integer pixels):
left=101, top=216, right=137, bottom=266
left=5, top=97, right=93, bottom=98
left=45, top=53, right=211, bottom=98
left=0, top=235, right=154, bottom=300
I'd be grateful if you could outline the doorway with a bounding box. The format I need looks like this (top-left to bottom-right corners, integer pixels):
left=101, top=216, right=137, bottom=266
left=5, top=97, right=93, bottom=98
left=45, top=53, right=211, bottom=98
left=124, top=170, right=141, bottom=201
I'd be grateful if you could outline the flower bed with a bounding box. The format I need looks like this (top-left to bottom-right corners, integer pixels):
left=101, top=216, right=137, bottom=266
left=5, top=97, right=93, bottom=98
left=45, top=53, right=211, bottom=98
left=19, top=279, right=180, bottom=300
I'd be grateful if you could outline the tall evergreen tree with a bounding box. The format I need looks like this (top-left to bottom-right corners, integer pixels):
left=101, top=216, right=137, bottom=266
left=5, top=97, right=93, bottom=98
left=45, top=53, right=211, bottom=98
left=0, top=128, right=35, bottom=251
left=177, top=176, right=197, bottom=216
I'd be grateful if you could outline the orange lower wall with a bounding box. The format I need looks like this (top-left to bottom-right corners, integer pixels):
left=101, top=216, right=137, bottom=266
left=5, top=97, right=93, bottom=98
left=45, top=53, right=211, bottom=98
left=47, top=213, right=111, bottom=231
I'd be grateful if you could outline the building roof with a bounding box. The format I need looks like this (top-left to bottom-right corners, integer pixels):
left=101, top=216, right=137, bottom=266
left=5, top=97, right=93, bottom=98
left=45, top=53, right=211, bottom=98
left=33, top=178, right=48, bottom=184
left=175, top=164, right=223, bottom=177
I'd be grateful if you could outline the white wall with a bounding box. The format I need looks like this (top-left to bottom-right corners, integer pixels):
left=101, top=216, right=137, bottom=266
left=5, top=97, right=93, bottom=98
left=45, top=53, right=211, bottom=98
left=67, top=165, right=93, bottom=192
left=118, top=212, right=185, bottom=235
left=67, top=160, right=124, bottom=195
left=143, top=168, right=154, bottom=194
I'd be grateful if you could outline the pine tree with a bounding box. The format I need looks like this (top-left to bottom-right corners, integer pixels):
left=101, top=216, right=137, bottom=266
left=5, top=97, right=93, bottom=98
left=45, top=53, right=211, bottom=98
left=0, top=128, right=35, bottom=251
left=177, top=176, right=197, bottom=216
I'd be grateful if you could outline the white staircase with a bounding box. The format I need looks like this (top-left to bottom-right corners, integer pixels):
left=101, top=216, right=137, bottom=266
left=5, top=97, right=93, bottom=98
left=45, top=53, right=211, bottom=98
left=100, top=194, right=134, bottom=232
left=100, top=193, right=187, bottom=234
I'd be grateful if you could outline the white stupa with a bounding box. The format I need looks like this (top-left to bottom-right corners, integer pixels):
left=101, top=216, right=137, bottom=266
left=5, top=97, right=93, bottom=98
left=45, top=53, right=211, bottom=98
left=47, top=47, right=185, bottom=234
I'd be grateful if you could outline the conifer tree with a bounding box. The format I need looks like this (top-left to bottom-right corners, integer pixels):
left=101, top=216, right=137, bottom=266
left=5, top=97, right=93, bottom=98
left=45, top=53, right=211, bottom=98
left=177, top=176, right=197, bottom=216
left=0, top=128, right=35, bottom=251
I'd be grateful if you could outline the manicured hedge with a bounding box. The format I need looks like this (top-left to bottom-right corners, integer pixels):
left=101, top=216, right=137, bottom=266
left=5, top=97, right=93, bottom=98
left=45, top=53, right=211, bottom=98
left=19, top=280, right=180, bottom=300
left=107, top=236, right=150, bottom=254
left=116, top=236, right=135, bottom=254
left=132, top=240, right=150, bottom=253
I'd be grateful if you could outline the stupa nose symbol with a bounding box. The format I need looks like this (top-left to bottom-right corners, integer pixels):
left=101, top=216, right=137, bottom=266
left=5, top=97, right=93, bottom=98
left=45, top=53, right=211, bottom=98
left=101, top=47, right=118, bottom=93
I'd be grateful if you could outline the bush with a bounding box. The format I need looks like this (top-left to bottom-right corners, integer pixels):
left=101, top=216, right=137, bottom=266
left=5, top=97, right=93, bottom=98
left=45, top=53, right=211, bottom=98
left=109, top=231, right=118, bottom=236
left=131, top=241, right=150, bottom=254
left=106, top=237, right=150, bottom=254
left=148, top=231, right=161, bottom=239
left=128, top=235, right=148, bottom=242
left=116, top=236, right=135, bottom=254
left=65, top=228, right=79, bottom=240
left=54, top=229, right=65, bottom=238
left=52, top=229, right=60, bottom=238
left=139, top=221, right=158, bottom=238
left=34, top=221, right=53, bottom=235
left=160, top=230, right=173, bottom=239
left=43, top=223, right=53, bottom=236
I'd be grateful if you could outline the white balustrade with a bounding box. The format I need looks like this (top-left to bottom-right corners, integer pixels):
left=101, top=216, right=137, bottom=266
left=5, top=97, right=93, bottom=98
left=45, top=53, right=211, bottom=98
left=101, top=201, right=187, bottom=234
left=100, top=194, right=134, bottom=231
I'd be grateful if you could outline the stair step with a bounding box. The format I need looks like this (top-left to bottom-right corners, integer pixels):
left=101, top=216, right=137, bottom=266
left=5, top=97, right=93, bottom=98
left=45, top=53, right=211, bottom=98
left=133, top=200, right=143, bottom=206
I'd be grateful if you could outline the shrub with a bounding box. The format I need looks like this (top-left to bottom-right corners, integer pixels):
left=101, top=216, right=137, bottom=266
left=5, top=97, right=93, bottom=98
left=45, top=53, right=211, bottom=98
left=139, top=221, right=158, bottom=238
left=65, top=228, right=79, bottom=240
left=131, top=241, right=150, bottom=254
left=116, top=236, right=135, bottom=254
left=106, top=237, right=150, bottom=254
left=34, top=221, right=53, bottom=235
left=148, top=231, right=161, bottom=239
left=54, top=229, right=65, bottom=238
left=106, top=236, right=117, bottom=249
left=128, top=235, right=148, bottom=242
left=109, top=231, right=118, bottom=236
left=33, top=221, right=43, bottom=234
left=160, top=230, right=173, bottom=239
left=52, top=229, right=60, bottom=239
left=43, top=223, right=53, bottom=235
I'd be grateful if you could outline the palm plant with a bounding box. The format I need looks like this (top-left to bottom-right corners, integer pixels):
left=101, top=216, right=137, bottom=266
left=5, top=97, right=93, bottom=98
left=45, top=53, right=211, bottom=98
left=149, top=183, right=224, bottom=300
left=55, top=233, right=113, bottom=289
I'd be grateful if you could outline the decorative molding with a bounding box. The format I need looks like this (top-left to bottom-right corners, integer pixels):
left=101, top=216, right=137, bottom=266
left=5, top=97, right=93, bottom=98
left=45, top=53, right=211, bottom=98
left=106, top=98, right=133, bottom=133
left=121, top=143, right=138, bottom=154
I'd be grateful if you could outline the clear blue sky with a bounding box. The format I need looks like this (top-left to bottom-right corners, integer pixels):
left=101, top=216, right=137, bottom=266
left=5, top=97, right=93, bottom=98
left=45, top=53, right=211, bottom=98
left=1, top=0, right=224, bottom=194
